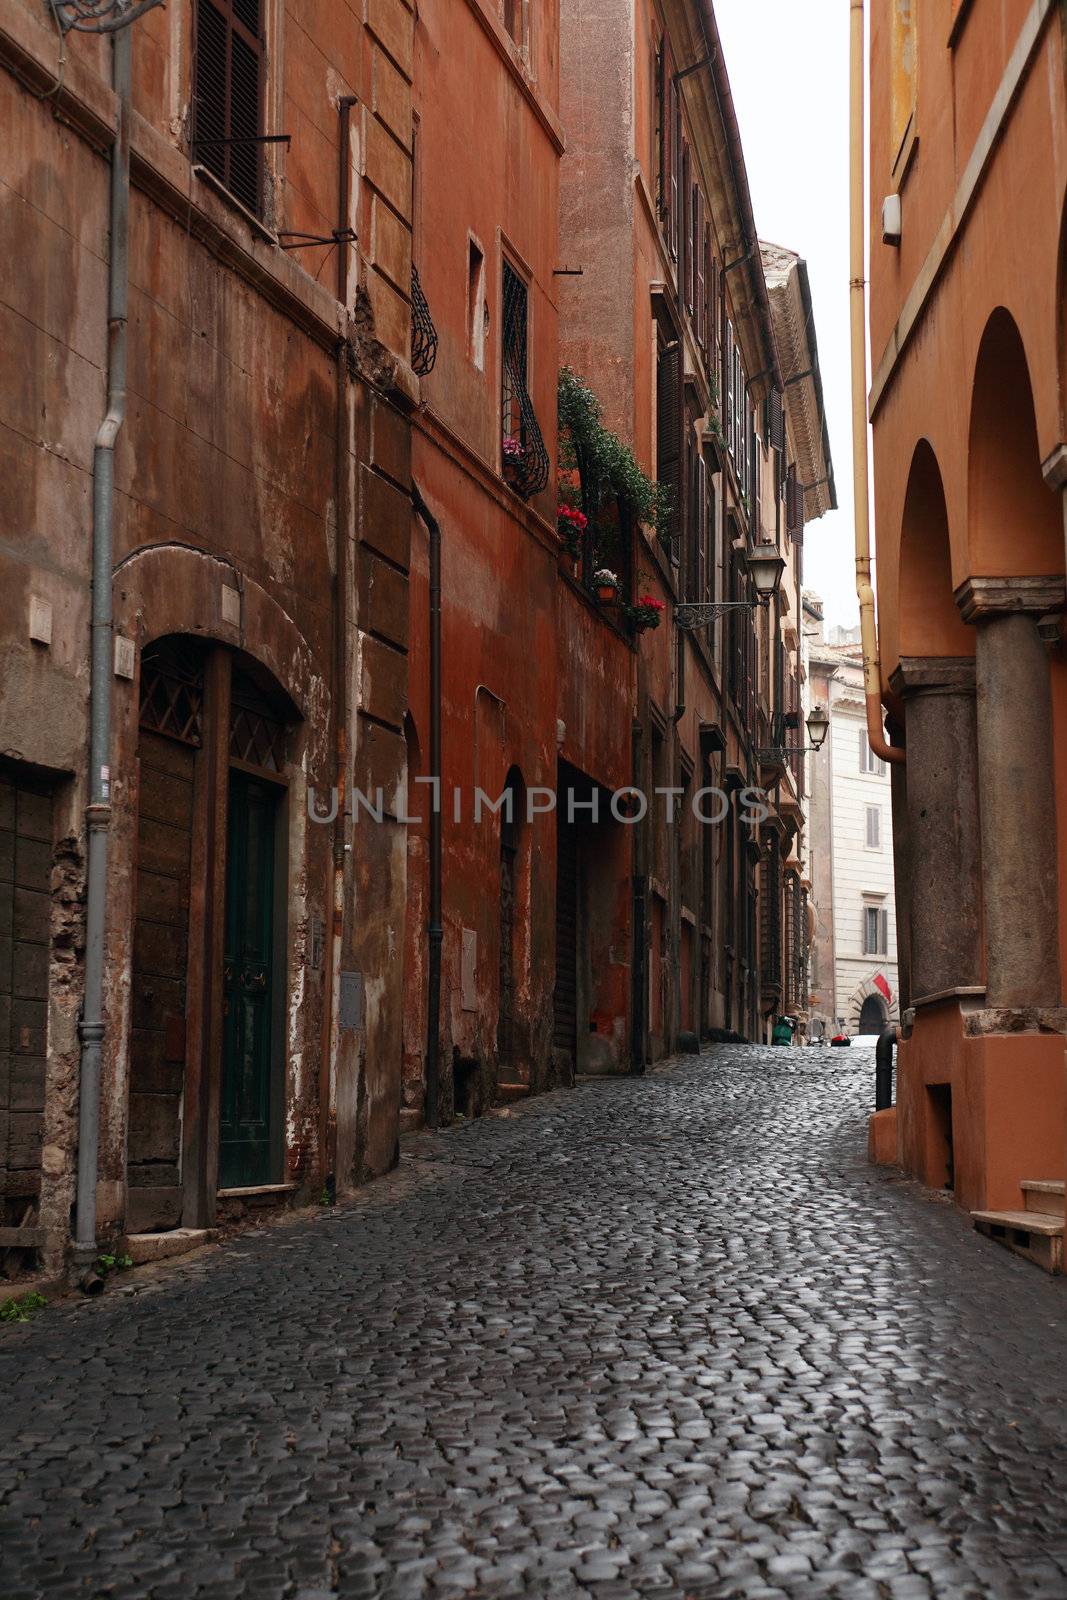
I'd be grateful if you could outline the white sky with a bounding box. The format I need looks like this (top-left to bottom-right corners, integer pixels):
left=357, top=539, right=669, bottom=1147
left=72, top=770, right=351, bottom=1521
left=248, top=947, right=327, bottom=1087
left=715, top=0, right=860, bottom=628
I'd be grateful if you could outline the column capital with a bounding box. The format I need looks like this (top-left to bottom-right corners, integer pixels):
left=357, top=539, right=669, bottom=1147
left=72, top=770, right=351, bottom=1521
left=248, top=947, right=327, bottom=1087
left=955, top=575, right=1065, bottom=623
left=889, top=655, right=976, bottom=697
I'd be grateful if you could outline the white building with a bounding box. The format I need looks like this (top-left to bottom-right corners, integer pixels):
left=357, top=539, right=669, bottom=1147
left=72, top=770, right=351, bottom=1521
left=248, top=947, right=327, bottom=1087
left=804, top=604, right=900, bottom=1038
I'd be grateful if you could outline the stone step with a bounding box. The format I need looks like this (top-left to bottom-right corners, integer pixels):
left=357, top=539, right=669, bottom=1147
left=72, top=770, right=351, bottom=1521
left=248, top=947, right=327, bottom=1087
left=1022, top=1179, right=1065, bottom=1218
left=972, top=1209, right=1063, bottom=1275
left=496, top=1082, right=530, bottom=1105
left=123, top=1228, right=219, bottom=1266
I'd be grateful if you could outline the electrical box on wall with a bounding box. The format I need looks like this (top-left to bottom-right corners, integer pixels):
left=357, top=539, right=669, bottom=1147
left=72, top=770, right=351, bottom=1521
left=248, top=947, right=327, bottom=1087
left=882, top=194, right=902, bottom=246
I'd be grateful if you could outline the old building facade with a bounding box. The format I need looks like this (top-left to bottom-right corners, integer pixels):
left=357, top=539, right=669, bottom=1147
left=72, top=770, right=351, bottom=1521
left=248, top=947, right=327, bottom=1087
left=1, top=0, right=841, bottom=1285
left=1, top=0, right=418, bottom=1275
left=867, top=0, right=1067, bottom=1226
left=806, top=616, right=900, bottom=1040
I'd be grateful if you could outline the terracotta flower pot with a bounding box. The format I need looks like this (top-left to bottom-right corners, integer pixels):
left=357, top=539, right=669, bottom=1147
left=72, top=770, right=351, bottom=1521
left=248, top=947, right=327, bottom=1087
left=596, top=584, right=617, bottom=603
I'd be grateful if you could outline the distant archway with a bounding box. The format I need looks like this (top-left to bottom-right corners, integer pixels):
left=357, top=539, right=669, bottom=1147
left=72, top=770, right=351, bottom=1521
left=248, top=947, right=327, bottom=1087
left=967, top=309, right=1063, bottom=577
left=859, top=994, right=888, bottom=1035
left=898, top=440, right=972, bottom=657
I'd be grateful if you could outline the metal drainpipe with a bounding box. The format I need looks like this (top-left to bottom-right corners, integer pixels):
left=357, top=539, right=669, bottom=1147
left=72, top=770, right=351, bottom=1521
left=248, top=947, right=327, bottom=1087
left=319, top=95, right=360, bottom=1196
left=411, top=484, right=441, bottom=1129
left=74, top=16, right=132, bottom=1272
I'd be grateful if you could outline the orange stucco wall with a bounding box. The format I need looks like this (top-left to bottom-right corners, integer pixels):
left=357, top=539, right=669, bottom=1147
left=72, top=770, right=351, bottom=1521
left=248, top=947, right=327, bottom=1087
left=869, top=0, right=1067, bottom=1212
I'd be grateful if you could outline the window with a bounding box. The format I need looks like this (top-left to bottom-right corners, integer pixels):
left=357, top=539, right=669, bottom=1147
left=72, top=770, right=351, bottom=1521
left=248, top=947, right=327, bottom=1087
left=863, top=903, right=889, bottom=957
left=865, top=805, right=882, bottom=850
left=656, top=39, right=680, bottom=259
left=859, top=730, right=886, bottom=777
left=467, top=239, right=486, bottom=370
left=194, top=0, right=265, bottom=216
left=500, top=260, right=548, bottom=500
left=656, top=338, right=682, bottom=563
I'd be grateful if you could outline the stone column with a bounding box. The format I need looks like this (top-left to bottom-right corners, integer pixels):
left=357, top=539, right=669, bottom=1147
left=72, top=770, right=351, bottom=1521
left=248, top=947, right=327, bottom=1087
left=889, top=659, right=983, bottom=1005
left=958, top=578, right=1064, bottom=1008
left=886, top=720, right=912, bottom=1013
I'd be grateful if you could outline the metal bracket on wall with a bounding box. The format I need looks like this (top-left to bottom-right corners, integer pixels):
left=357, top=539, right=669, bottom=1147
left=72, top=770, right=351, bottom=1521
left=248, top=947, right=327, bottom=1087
left=278, top=229, right=358, bottom=252
left=674, top=601, right=757, bottom=630
left=50, top=0, right=165, bottom=31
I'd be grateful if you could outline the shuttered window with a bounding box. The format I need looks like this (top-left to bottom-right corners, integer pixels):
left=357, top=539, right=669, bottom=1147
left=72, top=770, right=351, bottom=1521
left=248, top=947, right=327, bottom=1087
left=866, top=805, right=882, bottom=849
left=656, top=341, right=681, bottom=563
left=695, top=198, right=706, bottom=350
left=863, top=905, right=889, bottom=956
left=194, top=0, right=265, bottom=216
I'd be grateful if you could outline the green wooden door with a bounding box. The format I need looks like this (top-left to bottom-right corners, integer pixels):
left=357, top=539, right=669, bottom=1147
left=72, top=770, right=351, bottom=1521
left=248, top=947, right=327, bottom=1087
left=220, top=771, right=277, bottom=1189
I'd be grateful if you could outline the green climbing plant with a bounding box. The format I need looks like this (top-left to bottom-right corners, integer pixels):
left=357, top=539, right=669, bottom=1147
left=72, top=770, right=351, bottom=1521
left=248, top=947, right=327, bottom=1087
left=557, top=368, right=672, bottom=552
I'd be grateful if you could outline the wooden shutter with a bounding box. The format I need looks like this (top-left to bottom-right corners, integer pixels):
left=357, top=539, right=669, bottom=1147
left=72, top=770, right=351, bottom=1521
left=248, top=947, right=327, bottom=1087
left=195, top=0, right=264, bottom=216
left=696, top=454, right=708, bottom=603
left=695, top=195, right=706, bottom=350
left=880, top=909, right=889, bottom=954
left=657, top=342, right=682, bottom=562
left=769, top=388, right=785, bottom=454
left=667, top=56, right=680, bottom=260
left=866, top=806, right=880, bottom=848
left=682, top=145, right=694, bottom=313
left=657, top=42, right=670, bottom=220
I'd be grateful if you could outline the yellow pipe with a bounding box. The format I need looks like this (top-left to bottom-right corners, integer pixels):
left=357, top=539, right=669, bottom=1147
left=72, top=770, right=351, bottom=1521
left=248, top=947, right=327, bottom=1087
left=850, top=0, right=904, bottom=764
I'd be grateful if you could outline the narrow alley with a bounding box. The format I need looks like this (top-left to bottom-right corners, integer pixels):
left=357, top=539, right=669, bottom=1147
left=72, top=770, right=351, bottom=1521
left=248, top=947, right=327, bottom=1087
left=3, top=1046, right=1066, bottom=1600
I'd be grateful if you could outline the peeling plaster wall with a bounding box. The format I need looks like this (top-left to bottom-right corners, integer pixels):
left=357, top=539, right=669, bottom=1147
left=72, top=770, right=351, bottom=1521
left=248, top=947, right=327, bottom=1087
left=0, top=0, right=417, bottom=1266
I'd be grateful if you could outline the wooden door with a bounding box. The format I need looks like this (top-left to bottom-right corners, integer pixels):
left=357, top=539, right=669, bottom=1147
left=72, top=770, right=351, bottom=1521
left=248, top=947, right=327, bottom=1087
left=0, top=771, right=51, bottom=1256
left=128, top=731, right=196, bottom=1230
left=220, top=770, right=277, bottom=1189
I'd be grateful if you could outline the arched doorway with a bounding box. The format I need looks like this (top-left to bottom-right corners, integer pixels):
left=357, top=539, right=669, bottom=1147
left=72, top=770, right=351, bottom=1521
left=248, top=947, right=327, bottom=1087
left=128, top=637, right=297, bottom=1231
left=859, top=994, right=887, bottom=1035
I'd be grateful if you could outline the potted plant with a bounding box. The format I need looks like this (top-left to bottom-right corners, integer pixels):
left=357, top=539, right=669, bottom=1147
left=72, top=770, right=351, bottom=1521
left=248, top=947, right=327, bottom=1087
left=626, top=593, right=665, bottom=632
left=557, top=503, right=588, bottom=562
left=593, top=568, right=619, bottom=604
left=502, top=435, right=526, bottom=485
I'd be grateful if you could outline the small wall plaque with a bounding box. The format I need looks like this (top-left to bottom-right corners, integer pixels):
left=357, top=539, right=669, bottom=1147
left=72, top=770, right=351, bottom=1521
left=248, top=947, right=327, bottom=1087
left=339, top=970, right=363, bottom=1031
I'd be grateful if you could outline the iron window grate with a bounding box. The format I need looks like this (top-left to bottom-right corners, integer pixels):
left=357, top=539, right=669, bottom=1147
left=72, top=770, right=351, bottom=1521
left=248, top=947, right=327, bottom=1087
left=411, top=265, right=439, bottom=377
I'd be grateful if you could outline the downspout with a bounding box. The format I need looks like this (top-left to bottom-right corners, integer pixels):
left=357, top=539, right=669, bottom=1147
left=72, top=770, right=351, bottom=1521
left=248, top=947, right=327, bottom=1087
left=320, top=94, right=360, bottom=1195
left=74, top=16, right=132, bottom=1274
left=412, top=484, right=441, bottom=1129
left=849, top=0, right=904, bottom=765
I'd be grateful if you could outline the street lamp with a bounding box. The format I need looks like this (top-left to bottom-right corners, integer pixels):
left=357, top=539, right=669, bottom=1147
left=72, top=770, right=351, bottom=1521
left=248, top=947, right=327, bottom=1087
left=674, top=541, right=786, bottom=631
left=805, top=704, right=830, bottom=751
left=753, top=705, right=831, bottom=765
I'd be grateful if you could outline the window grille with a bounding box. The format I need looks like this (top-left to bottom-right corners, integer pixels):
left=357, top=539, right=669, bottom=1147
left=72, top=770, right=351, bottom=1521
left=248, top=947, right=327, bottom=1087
left=230, top=671, right=287, bottom=772
left=194, top=0, right=265, bottom=216
left=139, top=640, right=205, bottom=746
left=411, top=265, right=438, bottom=377
left=500, top=262, right=549, bottom=500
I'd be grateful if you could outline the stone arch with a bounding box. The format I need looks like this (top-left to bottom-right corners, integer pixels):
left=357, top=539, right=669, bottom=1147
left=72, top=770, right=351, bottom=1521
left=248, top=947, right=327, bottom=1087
left=898, top=441, right=972, bottom=658
left=112, top=542, right=330, bottom=770
left=847, top=974, right=898, bottom=1034
left=967, top=310, right=1063, bottom=579
left=103, top=545, right=333, bottom=1234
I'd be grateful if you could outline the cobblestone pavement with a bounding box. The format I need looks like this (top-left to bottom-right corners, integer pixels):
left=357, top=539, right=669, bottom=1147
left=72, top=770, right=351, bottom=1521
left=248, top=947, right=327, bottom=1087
left=3, top=1045, right=1067, bottom=1600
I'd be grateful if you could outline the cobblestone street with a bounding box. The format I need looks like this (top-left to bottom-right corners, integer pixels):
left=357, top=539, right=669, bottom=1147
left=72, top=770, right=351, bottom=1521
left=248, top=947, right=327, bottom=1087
left=3, top=1045, right=1067, bottom=1599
